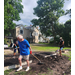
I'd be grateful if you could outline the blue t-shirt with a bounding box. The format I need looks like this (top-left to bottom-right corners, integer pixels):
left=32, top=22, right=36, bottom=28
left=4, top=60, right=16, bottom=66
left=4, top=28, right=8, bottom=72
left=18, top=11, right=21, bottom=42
left=18, top=39, right=30, bottom=55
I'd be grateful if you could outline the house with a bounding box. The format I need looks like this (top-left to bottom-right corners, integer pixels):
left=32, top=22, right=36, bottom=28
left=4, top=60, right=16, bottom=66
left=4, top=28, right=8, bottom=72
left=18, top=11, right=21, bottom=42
left=5, top=24, right=53, bottom=44
left=11, top=24, right=40, bottom=43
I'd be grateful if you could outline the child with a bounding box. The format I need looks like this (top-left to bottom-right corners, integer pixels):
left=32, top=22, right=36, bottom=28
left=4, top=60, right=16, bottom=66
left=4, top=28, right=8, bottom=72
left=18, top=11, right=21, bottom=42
left=13, top=38, right=20, bottom=58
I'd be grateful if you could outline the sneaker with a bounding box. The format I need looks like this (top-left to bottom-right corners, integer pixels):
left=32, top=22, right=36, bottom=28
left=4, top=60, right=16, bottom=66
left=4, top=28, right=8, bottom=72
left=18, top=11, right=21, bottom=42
left=16, top=67, right=22, bottom=71
left=25, top=67, right=30, bottom=71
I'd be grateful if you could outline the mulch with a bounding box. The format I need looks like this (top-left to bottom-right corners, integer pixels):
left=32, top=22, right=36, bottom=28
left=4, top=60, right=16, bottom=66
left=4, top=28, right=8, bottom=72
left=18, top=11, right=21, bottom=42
left=4, top=52, right=71, bottom=75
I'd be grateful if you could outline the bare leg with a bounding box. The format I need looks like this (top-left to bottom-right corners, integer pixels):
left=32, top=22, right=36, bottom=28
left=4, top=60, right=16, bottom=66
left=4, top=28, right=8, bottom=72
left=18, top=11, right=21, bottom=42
left=25, top=60, right=30, bottom=71
left=13, top=53, right=16, bottom=58
left=14, top=53, right=16, bottom=56
left=26, top=60, right=29, bottom=67
left=60, top=50, right=62, bottom=56
left=14, top=49, right=16, bottom=56
left=16, top=57, right=22, bottom=71
left=18, top=58, right=22, bottom=66
left=59, top=50, right=60, bottom=56
left=59, top=50, right=62, bottom=56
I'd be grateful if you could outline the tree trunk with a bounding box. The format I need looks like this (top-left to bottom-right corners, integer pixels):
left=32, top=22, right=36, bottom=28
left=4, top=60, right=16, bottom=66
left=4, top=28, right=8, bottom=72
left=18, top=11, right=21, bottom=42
left=52, top=23, right=56, bottom=45
left=53, top=36, right=56, bottom=45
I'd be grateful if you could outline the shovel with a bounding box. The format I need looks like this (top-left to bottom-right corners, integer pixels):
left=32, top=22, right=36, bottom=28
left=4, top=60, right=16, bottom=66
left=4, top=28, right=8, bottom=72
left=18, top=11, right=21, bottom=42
left=31, top=54, right=44, bottom=65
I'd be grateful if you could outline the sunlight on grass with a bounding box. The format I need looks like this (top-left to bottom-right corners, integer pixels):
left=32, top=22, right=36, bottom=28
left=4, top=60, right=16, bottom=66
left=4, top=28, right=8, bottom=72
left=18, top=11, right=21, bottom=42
left=31, top=45, right=71, bottom=52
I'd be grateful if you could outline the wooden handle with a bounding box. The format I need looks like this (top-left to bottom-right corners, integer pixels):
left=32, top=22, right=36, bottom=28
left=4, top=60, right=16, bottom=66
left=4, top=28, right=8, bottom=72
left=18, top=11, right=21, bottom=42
left=32, top=54, right=40, bottom=61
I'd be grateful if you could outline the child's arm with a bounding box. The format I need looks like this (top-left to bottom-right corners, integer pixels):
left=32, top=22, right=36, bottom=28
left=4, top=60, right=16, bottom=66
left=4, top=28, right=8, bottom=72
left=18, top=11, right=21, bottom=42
left=13, top=44, right=17, bottom=48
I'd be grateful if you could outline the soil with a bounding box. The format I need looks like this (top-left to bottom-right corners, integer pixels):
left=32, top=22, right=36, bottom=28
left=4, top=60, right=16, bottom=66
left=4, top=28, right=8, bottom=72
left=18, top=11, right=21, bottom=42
left=4, top=52, right=71, bottom=75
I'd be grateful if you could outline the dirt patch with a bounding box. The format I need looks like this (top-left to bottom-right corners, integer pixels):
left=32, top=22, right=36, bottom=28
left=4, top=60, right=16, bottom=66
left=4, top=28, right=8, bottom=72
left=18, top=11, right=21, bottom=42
left=4, top=49, right=13, bottom=55
left=29, top=54, right=71, bottom=75
left=4, top=52, right=71, bottom=75
left=35, top=52, right=55, bottom=55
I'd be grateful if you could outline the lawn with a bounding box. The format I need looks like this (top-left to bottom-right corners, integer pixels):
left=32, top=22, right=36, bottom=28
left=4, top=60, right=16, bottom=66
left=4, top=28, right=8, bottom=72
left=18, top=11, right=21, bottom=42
left=62, top=51, right=71, bottom=61
left=30, top=44, right=71, bottom=52
left=30, top=44, right=71, bottom=61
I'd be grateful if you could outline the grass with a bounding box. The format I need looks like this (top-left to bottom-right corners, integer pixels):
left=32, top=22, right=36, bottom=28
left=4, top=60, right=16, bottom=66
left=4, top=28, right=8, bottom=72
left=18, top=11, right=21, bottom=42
left=4, top=69, right=13, bottom=75
left=62, top=51, right=71, bottom=61
left=15, top=71, right=26, bottom=75
left=30, top=44, right=71, bottom=52
left=68, top=51, right=71, bottom=61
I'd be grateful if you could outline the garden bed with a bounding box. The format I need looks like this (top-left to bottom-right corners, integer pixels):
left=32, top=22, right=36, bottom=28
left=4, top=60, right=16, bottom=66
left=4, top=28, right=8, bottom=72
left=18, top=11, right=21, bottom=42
left=4, top=51, right=71, bottom=75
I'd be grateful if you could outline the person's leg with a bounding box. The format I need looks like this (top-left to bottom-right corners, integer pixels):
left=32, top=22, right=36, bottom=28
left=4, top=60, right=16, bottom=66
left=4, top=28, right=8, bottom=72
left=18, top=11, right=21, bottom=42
left=26, top=60, right=29, bottom=67
left=24, top=55, right=30, bottom=71
left=59, top=47, right=63, bottom=56
left=59, top=50, right=62, bottom=56
left=13, top=49, right=16, bottom=56
left=13, top=49, right=16, bottom=58
left=18, top=56, right=22, bottom=66
left=16, top=55, right=22, bottom=71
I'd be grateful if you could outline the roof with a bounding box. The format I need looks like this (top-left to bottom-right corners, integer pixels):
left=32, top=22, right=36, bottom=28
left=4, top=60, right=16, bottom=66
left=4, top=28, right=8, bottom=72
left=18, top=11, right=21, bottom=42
left=25, top=26, right=32, bottom=29
left=15, top=24, right=39, bottom=31
left=16, top=24, right=33, bottom=29
left=15, top=24, right=24, bottom=28
left=16, top=24, right=23, bottom=26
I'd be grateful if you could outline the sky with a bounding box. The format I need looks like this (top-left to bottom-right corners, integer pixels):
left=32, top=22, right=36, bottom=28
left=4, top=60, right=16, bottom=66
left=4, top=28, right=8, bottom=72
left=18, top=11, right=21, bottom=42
left=13, top=0, right=71, bottom=26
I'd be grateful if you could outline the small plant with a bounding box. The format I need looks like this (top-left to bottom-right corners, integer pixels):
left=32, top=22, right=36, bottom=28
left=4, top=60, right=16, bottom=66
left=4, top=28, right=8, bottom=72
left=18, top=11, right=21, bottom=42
left=64, top=73, right=66, bottom=75
left=47, top=68, right=51, bottom=71
left=47, top=68, right=53, bottom=75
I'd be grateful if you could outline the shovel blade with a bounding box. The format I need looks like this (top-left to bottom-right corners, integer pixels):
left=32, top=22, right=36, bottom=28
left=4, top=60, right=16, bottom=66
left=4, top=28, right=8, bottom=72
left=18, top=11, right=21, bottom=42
left=38, top=61, right=44, bottom=65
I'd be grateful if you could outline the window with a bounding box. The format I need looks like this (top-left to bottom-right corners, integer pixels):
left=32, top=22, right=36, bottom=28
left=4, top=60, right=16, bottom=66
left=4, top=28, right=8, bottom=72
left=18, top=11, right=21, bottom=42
left=30, top=32, right=32, bottom=37
left=20, top=30, right=23, bottom=34
left=31, top=32, right=32, bottom=36
left=20, top=26, right=23, bottom=34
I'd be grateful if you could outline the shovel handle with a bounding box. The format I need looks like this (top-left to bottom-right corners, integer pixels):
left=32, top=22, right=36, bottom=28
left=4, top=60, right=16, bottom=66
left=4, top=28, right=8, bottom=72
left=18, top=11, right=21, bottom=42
left=32, top=54, right=40, bottom=61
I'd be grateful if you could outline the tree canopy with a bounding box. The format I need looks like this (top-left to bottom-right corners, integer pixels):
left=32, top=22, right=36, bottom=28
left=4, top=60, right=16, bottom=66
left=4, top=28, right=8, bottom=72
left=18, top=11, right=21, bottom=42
left=4, top=0, right=23, bottom=35
left=31, top=0, right=64, bottom=39
left=31, top=0, right=71, bottom=46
